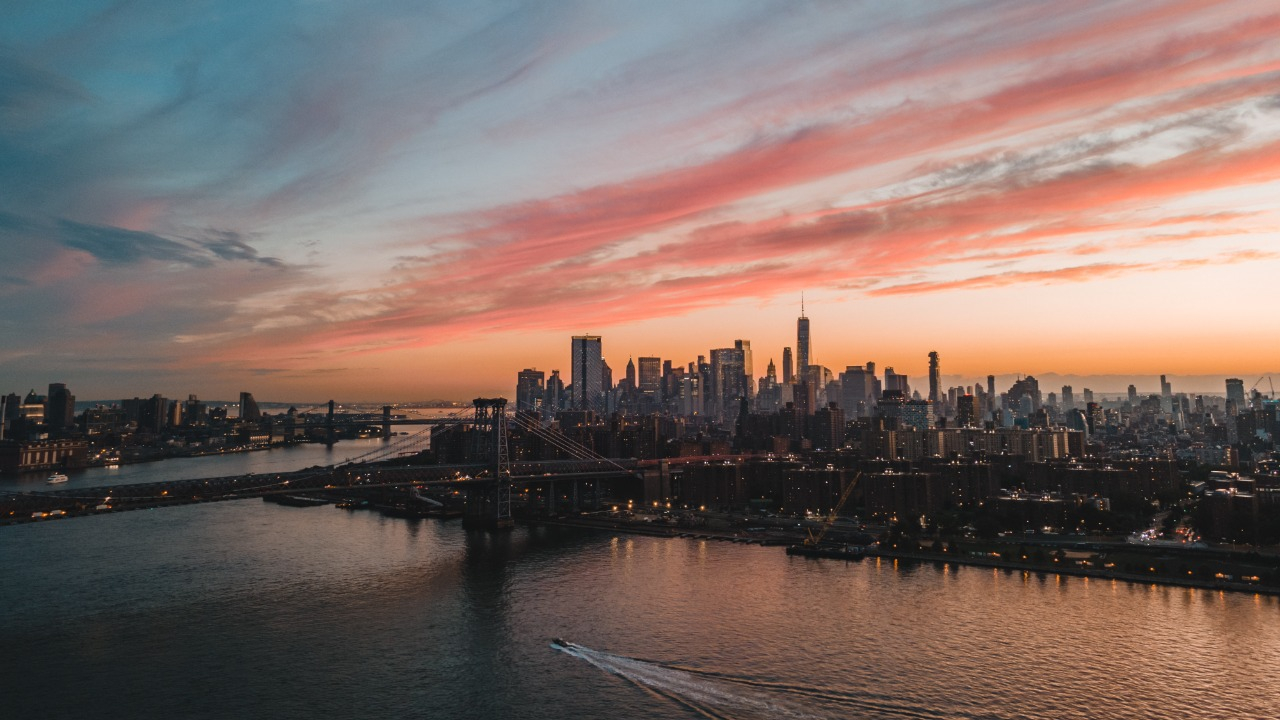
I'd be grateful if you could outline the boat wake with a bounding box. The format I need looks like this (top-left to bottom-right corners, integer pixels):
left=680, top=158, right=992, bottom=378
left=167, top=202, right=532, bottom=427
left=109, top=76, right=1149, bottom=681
left=551, top=640, right=997, bottom=720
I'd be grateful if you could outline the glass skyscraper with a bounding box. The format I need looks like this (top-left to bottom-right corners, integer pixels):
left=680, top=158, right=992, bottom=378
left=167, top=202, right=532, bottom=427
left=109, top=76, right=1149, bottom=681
left=796, top=315, right=810, bottom=376
left=571, top=335, right=603, bottom=412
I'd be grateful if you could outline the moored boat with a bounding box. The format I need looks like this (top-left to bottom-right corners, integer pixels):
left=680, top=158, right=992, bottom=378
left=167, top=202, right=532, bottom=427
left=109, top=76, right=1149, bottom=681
left=786, top=543, right=866, bottom=560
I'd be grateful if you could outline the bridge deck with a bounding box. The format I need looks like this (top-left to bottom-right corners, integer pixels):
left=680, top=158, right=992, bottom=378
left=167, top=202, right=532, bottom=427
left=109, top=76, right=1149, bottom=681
left=2, top=459, right=640, bottom=525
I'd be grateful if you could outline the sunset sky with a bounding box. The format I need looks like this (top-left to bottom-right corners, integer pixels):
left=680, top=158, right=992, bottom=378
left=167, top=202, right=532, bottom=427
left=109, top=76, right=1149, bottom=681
left=3, top=0, right=1279, bottom=402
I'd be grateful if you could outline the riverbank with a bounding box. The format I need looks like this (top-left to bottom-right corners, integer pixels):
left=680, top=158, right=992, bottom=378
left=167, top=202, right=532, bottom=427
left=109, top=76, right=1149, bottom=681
left=525, top=514, right=796, bottom=545
left=866, top=547, right=1280, bottom=597
left=101, top=440, right=324, bottom=468
left=526, top=514, right=1280, bottom=596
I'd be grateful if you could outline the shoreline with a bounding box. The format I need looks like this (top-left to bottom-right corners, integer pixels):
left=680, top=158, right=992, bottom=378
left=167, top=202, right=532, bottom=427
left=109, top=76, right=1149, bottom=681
left=864, top=548, right=1280, bottom=597
left=527, top=515, right=1280, bottom=597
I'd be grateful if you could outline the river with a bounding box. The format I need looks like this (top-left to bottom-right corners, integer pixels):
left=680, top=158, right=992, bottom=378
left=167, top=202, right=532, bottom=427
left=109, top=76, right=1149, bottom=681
left=3, top=498, right=1278, bottom=719
left=0, top=438, right=394, bottom=494
left=2, top=405, right=466, bottom=494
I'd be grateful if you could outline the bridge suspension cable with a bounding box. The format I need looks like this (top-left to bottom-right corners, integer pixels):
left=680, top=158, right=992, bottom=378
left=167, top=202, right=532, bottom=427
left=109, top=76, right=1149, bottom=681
left=11, top=408, right=628, bottom=509
left=506, top=412, right=632, bottom=473
left=506, top=413, right=608, bottom=463
left=335, top=406, right=473, bottom=466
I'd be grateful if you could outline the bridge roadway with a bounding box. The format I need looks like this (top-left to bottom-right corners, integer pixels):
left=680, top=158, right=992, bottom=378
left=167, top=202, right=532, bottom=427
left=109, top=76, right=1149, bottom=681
left=1, top=458, right=640, bottom=524
left=299, top=417, right=468, bottom=426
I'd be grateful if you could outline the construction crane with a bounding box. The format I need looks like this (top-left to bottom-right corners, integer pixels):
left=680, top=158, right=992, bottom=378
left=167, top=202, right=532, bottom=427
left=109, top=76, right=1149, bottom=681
left=1250, top=376, right=1276, bottom=400
left=804, top=471, right=862, bottom=548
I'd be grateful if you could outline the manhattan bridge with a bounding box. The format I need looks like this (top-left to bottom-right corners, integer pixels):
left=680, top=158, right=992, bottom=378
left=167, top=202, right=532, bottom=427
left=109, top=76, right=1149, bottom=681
left=1, top=398, right=679, bottom=530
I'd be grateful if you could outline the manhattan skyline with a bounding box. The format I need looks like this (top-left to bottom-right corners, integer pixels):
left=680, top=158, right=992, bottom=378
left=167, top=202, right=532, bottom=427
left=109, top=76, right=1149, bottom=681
left=3, top=1, right=1280, bottom=401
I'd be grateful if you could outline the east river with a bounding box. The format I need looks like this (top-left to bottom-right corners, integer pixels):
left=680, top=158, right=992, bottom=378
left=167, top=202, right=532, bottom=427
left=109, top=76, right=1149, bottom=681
left=0, top=437, right=393, bottom=494
left=4, top=446, right=1280, bottom=719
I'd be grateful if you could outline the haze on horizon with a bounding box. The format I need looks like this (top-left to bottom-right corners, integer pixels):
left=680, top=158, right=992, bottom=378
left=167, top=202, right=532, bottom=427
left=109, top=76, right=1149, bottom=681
left=3, top=1, right=1279, bottom=402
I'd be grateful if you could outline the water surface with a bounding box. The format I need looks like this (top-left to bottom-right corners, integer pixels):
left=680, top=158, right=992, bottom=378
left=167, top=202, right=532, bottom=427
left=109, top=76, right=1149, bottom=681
left=0, top=438, right=391, bottom=493
left=3, top=501, right=1277, bottom=719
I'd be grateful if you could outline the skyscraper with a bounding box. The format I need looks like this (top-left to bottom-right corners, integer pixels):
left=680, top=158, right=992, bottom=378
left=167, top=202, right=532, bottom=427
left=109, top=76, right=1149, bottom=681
left=516, top=369, right=545, bottom=413
left=1008, top=376, right=1041, bottom=412
left=637, top=357, right=661, bottom=394
left=794, top=374, right=814, bottom=416
left=662, top=360, right=676, bottom=411
left=782, top=347, right=793, bottom=384
left=545, top=370, right=565, bottom=417
left=638, top=356, right=661, bottom=411
left=797, top=310, right=810, bottom=377
left=710, top=347, right=746, bottom=421
left=1226, top=378, right=1245, bottom=413
left=139, top=393, right=168, bottom=433
left=1061, top=385, right=1074, bottom=411
left=239, top=392, right=261, bottom=421
left=697, top=355, right=711, bottom=412
left=45, top=383, right=75, bottom=433
left=571, top=335, right=603, bottom=412
left=680, top=372, right=702, bottom=416
left=927, top=351, right=941, bottom=404
left=183, top=394, right=208, bottom=426
left=840, top=365, right=875, bottom=418
left=957, top=394, right=979, bottom=427
left=735, top=339, right=754, bottom=401
left=1086, top=402, right=1104, bottom=432
left=884, top=367, right=909, bottom=395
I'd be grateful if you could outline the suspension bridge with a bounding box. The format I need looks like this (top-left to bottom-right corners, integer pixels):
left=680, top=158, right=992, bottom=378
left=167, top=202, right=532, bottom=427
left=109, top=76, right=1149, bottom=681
left=1, top=398, right=647, bottom=530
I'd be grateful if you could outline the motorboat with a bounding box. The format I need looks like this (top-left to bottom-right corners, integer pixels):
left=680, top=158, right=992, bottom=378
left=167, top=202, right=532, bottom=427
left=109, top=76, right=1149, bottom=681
left=46, top=473, right=69, bottom=484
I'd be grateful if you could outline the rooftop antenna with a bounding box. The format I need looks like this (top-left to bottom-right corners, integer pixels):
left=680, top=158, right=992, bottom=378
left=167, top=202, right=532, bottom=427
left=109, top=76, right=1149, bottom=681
left=801, top=292, right=806, bottom=318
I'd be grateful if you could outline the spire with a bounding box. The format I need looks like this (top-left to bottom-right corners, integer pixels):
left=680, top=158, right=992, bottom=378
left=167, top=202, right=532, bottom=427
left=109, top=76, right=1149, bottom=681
left=800, top=291, right=806, bottom=318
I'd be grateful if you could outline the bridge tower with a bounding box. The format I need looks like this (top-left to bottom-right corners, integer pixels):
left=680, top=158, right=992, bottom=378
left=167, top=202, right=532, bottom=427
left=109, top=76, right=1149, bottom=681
left=326, top=400, right=336, bottom=447
left=464, top=398, right=513, bottom=530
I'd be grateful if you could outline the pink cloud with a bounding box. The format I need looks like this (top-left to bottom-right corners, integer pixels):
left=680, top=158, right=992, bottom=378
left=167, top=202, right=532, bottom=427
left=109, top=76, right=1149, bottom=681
left=868, top=251, right=1275, bottom=296
left=163, top=4, right=1280, bottom=369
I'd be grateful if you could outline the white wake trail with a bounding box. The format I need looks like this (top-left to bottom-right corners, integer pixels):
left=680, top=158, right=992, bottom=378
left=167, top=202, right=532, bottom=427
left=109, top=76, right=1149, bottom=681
left=553, top=641, right=948, bottom=720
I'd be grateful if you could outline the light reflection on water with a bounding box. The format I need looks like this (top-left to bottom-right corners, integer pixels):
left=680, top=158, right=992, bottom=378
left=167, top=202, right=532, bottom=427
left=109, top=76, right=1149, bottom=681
left=2, top=502, right=1278, bottom=720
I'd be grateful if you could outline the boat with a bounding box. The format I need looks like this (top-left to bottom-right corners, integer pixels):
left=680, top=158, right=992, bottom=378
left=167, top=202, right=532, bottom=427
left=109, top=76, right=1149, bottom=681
left=46, top=473, right=69, bottom=484
left=786, top=543, right=866, bottom=560
left=262, top=494, right=330, bottom=507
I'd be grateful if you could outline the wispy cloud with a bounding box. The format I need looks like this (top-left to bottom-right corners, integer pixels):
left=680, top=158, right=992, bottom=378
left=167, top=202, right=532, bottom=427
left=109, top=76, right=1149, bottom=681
left=869, top=251, right=1276, bottom=296
left=3, top=1, right=1280, bottom=395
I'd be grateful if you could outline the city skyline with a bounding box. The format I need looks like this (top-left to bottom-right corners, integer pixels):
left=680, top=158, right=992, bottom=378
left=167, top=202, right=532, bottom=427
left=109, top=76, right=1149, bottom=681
left=5, top=329, right=1272, bottom=406
left=2, top=302, right=1277, bottom=403
left=4, top=2, right=1280, bottom=400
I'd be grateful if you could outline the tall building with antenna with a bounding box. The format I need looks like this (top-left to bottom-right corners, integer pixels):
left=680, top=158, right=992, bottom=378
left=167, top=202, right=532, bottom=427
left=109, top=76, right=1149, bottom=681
left=796, top=294, right=810, bottom=377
